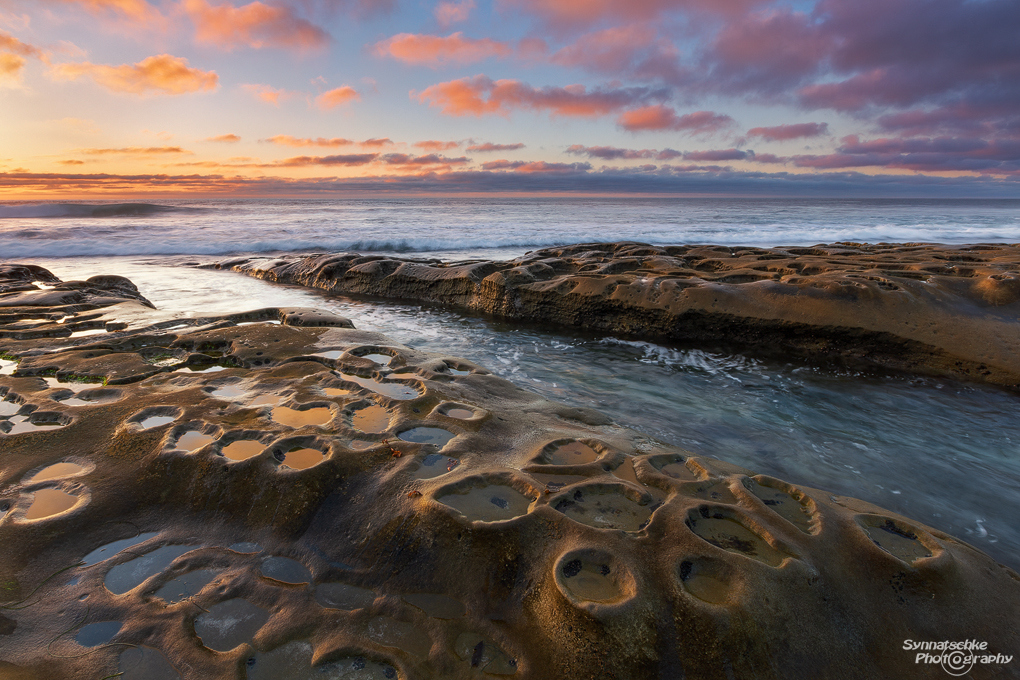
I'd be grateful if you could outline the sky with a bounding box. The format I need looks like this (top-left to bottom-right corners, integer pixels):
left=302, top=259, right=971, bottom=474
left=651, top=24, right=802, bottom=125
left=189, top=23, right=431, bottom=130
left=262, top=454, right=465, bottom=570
left=0, top=0, right=1018, bottom=198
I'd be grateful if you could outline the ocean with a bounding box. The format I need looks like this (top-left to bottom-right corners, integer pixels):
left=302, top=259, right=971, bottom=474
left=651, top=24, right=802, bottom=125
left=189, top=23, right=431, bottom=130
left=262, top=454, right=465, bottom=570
left=3, top=196, right=1020, bottom=569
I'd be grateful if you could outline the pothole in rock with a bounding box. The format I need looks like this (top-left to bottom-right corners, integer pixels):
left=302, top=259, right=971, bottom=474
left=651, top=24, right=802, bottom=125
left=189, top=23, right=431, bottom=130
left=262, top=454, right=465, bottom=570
left=26, top=462, right=86, bottom=483
left=210, top=384, right=246, bottom=399
left=359, top=353, right=393, bottom=365
left=105, top=545, right=201, bottom=594
left=856, top=515, right=936, bottom=563
left=75, top=621, right=122, bottom=647
left=4, top=415, right=68, bottom=435
left=365, top=616, right=431, bottom=658
left=0, top=399, right=22, bottom=416
left=552, top=485, right=653, bottom=532
left=678, top=559, right=732, bottom=605
left=454, top=633, right=518, bottom=676
left=313, top=350, right=344, bottom=360
left=222, top=440, right=265, bottom=462
left=277, top=447, right=325, bottom=470
left=648, top=454, right=699, bottom=481
left=686, top=507, right=791, bottom=567
left=272, top=406, right=332, bottom=428
left=412, top=453, right=461, bottom=480
left=44, top=378, right=103, bottom=392
left=140, top=415, right=177, bottom=430
left=338, top=373, right=420, bottom=400
left=261, top=556, right=312, bottom=585
left=742, top=477, right=818, bottom=534
left=250, top=394, right=279, bottom=406
left=245, top=641, right=399, bottom=680
left=352, top=405, right=390, bottom=433
left=397, top=427, right=454, bottom=448
left=194, top=599, right=270, bottom=652
left=402, top=593, right=465, bottom=619
left=323, top=387, right=352, bottom=398
left=175, top=431, right=215, bottom=452
left=0, top=359, right=17, bottom=375
left=555, top=548, right=636, bottom=607
left=175, top=364, right=229, bottom=374
left=81, top=532, right=160, bottom=566
left=26, top=488, right=81, bottom=519
left=315, top=582, right=376, bottom=610
left=437, top=483, right=535, bottom=523
left=442, top=407, right=475, bottom=420
left=57, top=389, right=121, bottom=406
left=228, top=542, right=263, bottom=554
left=529, top=472, right=590, bottom=494
left=543, top=441, right=601, bottom=466
left=153, top=569, right=218, bottom=604
left=117, top=646, right=179, bottom=680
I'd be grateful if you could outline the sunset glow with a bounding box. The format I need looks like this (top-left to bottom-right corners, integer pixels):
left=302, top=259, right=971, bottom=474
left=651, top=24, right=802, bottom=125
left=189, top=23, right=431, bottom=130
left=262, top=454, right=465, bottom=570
left=1, top=0, right=1017, bottom=197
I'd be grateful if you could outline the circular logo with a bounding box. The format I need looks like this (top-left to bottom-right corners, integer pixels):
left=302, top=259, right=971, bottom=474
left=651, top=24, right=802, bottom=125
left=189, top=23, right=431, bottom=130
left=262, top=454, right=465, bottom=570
left=941, top=650, right=976, bottom=677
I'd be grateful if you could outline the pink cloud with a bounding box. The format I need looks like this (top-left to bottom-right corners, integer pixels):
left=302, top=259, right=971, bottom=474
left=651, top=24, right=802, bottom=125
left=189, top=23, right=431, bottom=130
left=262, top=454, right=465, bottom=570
left=51, top=54, right=218, bottom=95
left=683, top=148, right=747, bottom=161
left=434, top=0, right=475, bottom=26
left=316, top=85, right=360, bottom=109
left=277, top=153, right=379, bottom=167
left=786, top=135, right=1020, bottom=175
left=498, top=0, right=768, bottom=30
left=184, top=0, right=329, bottom=51
left=263, top=135, right=353, bottom=147
left=466, top=142, right=525, bottom=152
left=241, top=83, right=293, bottom=105
left=205, top=133, right=241, bottom=143
left=34, top=0, right=162, bottom=23
left=415, top=140, right=462, bottom=151
left=551, top=23, right=687, bottom=85
left=415, top=75, right=660, bottom=118
left=380, top=153, right=469, bottom=166
left=373, top=33, right=512, bottom=66
left=746, top=122, right=829, bottom=141
left=566, top=144, right=683, bottom=160
left=482, top=159, right=591, bottom=173
left=617, top=105, right=734, bottom=134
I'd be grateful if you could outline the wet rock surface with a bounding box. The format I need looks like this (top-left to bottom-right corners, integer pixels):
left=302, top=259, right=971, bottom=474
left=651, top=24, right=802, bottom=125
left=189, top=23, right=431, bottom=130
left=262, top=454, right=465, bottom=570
left=1, top=265, right=1018, bottom=680
left=207, top=241, right=1020, bottom=388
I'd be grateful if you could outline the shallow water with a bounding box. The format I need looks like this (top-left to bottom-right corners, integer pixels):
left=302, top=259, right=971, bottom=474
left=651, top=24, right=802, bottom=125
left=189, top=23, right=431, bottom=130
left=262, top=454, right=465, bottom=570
left=16, top=257, right=1020, bottom=569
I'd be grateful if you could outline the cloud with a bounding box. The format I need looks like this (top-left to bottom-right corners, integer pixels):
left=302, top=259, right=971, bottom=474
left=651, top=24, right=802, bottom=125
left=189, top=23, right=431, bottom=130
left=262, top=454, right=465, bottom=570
left=414, top=140, right=461, bottom=151
left=205, top=134, right=241, bottom=143
left=360, top=137, right=392, bottom=147
left=565, top=144, right=684, bottom=161
left=276, top=153, right=379, bottom=166
left=264, top=135, right=354, bottom=147
left=183, top=0, right=329, bottom=51
left=373, top=33, right=512, bottom=66
left=466, top=142, right=524, bottom=152
left=481, top=160, right=593, bottom=173
left=51, top=54, right=218, bottom=95
left=551, top=23, right=687, bottom=85
left=58, top=160, right=86, bottom=165
left=76, top=146, right=193, bottom=154
left=787, top=135, right=1020, bottom=176
left=242, top=84, right=294, bottom=105
left=0, top=30, right=44, bottom=82
left=617, top=105, right=734, bottom=134
left=498, top=0, right=767, bottom=30
left=379, top=153, right=470, bottom=167
left=683, top=148, right=747, bottom=161
left=415, top=75, right=663, bottom=117
left=31, top=0, right=162, bottom=23
left=434, top=0, right=475, bottom=26
left=316, top=85, right=359, bottom=109
left=746, top=122, right=829, bottom=141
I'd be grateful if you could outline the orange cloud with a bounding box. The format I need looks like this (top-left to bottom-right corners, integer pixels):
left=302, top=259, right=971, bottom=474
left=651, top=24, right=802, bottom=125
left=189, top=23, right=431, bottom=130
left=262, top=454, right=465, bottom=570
left=58, top=160, right=86, bottom=165
left=415, top=75, right=656, bottom=118
left=617, top=105, right=734, bottom=134
left=481, top=160, right=590, bottom=173
left=183, top=0, right=329, bottom=51
left=264, top=135, right=354, bottom=147
left=276, top=154, right=379, bottom=167
left=435, top=0, right=474, bottom=26
left=77, top=146, right=193, bottom=154
left=360, top=138, right=392, bottom=147
left=414, top=140, right=461, bottom=151
left=205, top=134, right=241, bottom=143
left=466, top=142, right=524, bottom=152
left=38, top=0, right=162, bottom=23
left=374, top=32, right=511, bottom=66
left=241, top=83, right=294, bottom=105
left=1, top=31, right=44, bottom=82
left=52, top=54, right=218, bottom=95
left=316, top=85, right=359, bottom=109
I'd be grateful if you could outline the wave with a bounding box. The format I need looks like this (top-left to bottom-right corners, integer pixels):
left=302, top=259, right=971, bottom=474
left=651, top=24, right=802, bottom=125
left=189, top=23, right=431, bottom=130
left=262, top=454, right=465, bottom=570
left=0, top=203, right=180, bottom=219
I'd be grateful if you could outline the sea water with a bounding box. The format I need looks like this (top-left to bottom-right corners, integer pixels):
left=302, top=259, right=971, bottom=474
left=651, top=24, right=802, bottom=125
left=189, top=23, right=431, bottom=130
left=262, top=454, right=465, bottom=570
left=3, top=197, right=1020, bottom=569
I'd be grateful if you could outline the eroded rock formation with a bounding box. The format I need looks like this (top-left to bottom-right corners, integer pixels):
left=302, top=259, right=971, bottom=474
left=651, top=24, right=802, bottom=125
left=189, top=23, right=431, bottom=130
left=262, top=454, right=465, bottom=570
left=206, top=242, right=1020, bottom=388
left=1, top=265, right=1018, bottom=680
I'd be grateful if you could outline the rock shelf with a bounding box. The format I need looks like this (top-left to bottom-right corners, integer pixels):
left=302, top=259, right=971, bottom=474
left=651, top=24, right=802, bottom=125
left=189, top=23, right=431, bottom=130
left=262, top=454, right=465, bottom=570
left=0, top=263, right=1018, bottom=679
